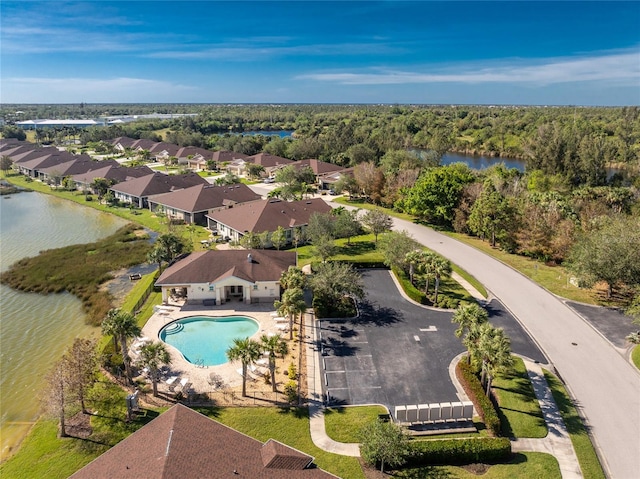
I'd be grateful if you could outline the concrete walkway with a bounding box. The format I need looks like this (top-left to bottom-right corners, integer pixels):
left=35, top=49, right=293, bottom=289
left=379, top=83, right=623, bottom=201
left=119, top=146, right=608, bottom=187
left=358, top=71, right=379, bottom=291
left=512, top=360, right=583, bottom=478
left=304, top=268, right=584, bottom=478
left=305, top=311, right=360, bottom=457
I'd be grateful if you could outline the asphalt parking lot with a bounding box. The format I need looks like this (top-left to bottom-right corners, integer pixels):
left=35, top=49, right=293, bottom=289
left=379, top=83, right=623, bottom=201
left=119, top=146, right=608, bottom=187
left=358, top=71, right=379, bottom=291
left=317, top=269, right=545, bottom=412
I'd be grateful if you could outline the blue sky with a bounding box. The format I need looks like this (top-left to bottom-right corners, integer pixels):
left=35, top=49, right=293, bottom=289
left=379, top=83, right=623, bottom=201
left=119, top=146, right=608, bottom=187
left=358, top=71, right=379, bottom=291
left=1, top=1, right=639, bottom=105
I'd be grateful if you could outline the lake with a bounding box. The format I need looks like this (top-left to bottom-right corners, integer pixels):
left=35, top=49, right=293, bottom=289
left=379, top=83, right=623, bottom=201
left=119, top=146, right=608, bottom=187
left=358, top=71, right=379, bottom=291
left=0, top=192, right=127, bottom=461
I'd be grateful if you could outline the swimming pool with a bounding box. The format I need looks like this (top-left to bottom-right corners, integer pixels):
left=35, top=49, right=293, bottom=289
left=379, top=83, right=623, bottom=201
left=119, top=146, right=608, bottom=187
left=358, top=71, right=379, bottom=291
left=159, top=316, right=259, bottom=366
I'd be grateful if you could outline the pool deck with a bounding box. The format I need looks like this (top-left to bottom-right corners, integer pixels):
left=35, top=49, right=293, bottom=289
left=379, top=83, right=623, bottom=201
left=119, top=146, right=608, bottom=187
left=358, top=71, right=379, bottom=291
left=137, top=301, right=288, bottom=396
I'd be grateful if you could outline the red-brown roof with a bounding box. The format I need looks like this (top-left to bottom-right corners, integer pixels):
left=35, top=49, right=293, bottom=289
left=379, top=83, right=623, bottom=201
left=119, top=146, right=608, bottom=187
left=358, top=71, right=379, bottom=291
left=206, top=198, right=332, bottom=235
left=245, top=153, right=294, bottom=168
left=147, top=183, right=261, bottom=213
left=72, top=165, right=154, bottom=184
left=156, top=249, right=296, bottom=286
left=70, top=404, right=336, bottom=479
left=290, top=159, right=345, bottom=176
left=110, top=172, right=208, bottom=198
left=211, top=150, right=249, bottom=162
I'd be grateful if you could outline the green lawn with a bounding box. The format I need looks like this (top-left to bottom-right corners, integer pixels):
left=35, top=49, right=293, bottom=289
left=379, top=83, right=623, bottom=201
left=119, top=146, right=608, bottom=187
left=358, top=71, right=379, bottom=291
left=543, top=371, right=606, bottom=479
left=324, top=405, right=388, bottom=443
left=451, top=263, right=488, bottom=299
left=198, top=407, right=364, bottom=479
left=332, top=192, right=610, bottom=308
left=333, top=196, right=415, bottom=222
left=394, top=452, right=561, bottom=479
left=492, top=358, right=547, bottom=438
left=445, top=232, right=606, bottom=306
left=0, top=380, right=163, bottom=479
left=632, top=345, right=640, bottom=370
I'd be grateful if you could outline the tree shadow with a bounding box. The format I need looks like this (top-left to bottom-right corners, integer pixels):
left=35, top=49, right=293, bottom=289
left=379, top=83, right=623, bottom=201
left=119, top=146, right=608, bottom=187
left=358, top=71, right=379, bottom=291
left=352, top=300, right=404, bottom=327
left=276, top=406, right=308, bottom=419
left=321, top=336, right=359, bottom=357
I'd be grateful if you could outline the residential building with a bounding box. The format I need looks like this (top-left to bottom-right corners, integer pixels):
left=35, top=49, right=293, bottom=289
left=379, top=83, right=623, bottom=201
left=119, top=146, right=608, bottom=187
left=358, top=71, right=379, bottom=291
left=147, top=183, right=262, bottom=225
left=110, top=172, right=208, bottom=208
left=70, top=404, right=335, bottom=479
left=155, top=249, right=297, bottom=305
left=206, top=197, right=332, bottom=245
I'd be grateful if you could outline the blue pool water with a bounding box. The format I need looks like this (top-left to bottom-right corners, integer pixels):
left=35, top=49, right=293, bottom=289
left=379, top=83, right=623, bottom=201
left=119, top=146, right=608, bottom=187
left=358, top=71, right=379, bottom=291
left=160, top=316, right=259, bottom=366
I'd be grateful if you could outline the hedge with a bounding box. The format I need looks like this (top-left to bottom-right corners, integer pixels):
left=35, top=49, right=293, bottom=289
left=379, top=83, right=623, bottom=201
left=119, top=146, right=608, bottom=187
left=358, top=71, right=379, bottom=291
left=457, top=359, right=501, bottom=436
left=405, top=437, right=512, bottom=466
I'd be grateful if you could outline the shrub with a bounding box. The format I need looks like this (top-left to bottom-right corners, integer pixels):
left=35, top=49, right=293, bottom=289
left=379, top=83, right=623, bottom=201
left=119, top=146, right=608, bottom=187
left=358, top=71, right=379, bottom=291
left=288, top=363, right=297, bottom=380
left=457, top=360, right=501, bottom=436
left=406, top=437, right=512, bottom=466
left=284, top=380, right=298, bottom=403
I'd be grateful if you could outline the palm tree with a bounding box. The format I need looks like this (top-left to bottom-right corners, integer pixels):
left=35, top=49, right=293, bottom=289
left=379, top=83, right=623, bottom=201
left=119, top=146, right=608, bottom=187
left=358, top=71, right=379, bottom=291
left=275, top=287, right=307, bottom=340
left=137, top=342, right=171, bottom=397
left=260, top=334, right=289, bottom=392
left=404, top=249, right=423, bottom=285
left=471, top=324, right=514, bottom=395
left=101, top=308, right=141, bottom=384
left=452, top=303, right=489, bottom=364
left=430, top=255, right=452, bottom=303
left=279, top=266, right=307, bottom=291
left=226, top=337, right=261, bottom=397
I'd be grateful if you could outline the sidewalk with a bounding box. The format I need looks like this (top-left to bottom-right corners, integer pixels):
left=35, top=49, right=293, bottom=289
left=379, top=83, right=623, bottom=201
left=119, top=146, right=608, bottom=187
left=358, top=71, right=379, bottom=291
left=305, top=310, right=360, bottom=457
left=512, top=359, right=583, bottom=479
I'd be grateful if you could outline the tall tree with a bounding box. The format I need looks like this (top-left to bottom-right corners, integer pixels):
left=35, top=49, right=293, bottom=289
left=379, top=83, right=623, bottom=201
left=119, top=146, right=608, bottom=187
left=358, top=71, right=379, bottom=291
left=468, top=180, right=515, bottom=248
left=312, top=234, right=337, bottom=263
left=64, top=338, right=98, bottom=414
left=270, top=226, right=287, bottom=250
left=274, top=287, right=307, bottom=340
left=452, top=303, right=489, bottom=364
left=397, top=163, right=474, bottom=226
left=471, top=324, right=514, bottom=395
left=43, top=358, right=70, bottom=438
left=260, top=334, right=289, bottom=392
left=377, top=230, right=420, bottom=272
left=310, top=262, right=364, bottom=311
left=361, top=208, right=392, bottom=244
left=567, top=216, right=640, bottom=298
left=332, top=208, right=361, bottom=245
left=279, top=266, right=307, bottom=291
left=429, top=254, right=452, bottom=304
left=359, top=419, right=410, bottom=473
left=0, top=155, right=13, bottom=174
left=137, top=342, right=171, bottom=397
left=226, top=337, right=261, bottom=397
left=101, top=308, right=141, bottom=384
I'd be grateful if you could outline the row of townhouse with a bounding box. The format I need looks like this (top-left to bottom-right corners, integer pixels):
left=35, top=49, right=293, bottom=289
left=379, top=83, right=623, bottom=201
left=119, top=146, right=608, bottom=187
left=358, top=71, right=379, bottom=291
left=2, top=138, right=335, bottom=306
left=111, top=137, right=354, bottom=191
left=2, top=139, right=335, bottom=247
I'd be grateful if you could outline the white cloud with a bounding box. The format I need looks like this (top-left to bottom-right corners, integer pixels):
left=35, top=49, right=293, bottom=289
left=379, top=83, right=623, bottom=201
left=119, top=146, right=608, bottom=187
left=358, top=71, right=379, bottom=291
left=2, top=77, right=197, bottom=103
left=147, top=40, right=403, bottom=61
left=296, top=51, right=640, bottom=86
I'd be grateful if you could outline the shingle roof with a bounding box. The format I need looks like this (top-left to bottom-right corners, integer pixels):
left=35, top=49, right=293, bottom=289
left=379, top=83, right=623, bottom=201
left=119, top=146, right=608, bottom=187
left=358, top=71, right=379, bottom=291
left=206, top=198, right=332, bottom=234
left=245, top=153, right=294, bottom=168
left=10, top=147, right=71, bottom=164
left=290, top=159, right=345, bottom=175
left=148, top=142, right=181, bottom=156
left=110, top=172, right=208, bottom=198
left=72, top=165, right=154, bottom=184
left=147, top=183, right=261, bottom=213
left=176, top=146, right=216, bottom=160
left=211, top=150, right=249, bottom=162
left=70, top=404, right=336, bottom=479
left=156, top=249, right=297, bottom=286
left=38, top=157, right=119, bottom=177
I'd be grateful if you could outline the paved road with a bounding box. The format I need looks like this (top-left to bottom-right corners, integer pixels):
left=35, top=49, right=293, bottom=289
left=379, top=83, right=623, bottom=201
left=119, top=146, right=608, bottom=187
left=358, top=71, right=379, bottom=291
left=394, top=218, right=640, bottom=479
